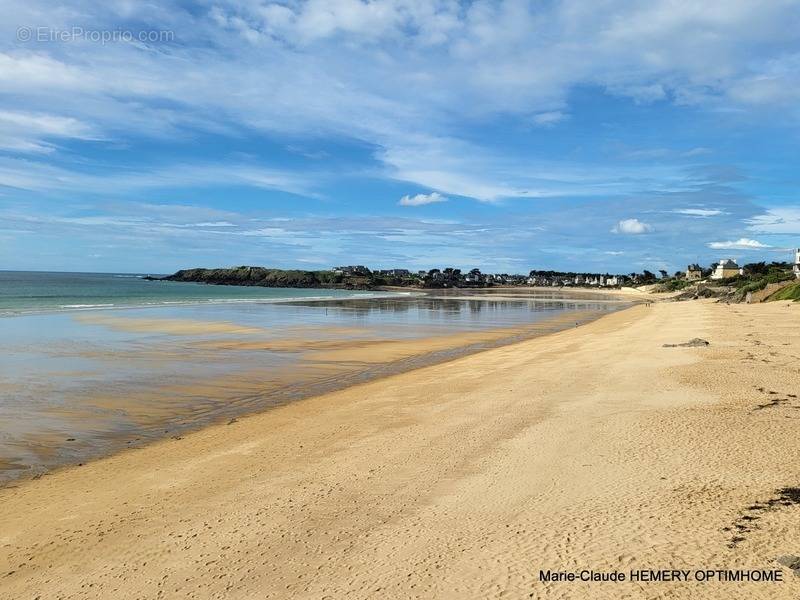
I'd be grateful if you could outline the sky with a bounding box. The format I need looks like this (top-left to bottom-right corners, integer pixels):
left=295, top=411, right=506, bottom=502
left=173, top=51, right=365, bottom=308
left=1, top=0, right=799, bottom=275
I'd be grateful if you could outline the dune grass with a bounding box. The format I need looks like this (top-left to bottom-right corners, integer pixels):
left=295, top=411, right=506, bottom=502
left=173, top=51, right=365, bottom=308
left=768, top=281, right=800, bottom=301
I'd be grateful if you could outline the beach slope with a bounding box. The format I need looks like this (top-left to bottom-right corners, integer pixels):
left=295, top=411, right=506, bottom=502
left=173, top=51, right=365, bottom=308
left=2, top=300, right=799, bottom=599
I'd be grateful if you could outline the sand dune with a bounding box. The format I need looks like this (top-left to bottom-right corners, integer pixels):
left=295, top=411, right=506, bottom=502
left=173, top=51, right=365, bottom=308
left=2, top=299, right=799, bottom=598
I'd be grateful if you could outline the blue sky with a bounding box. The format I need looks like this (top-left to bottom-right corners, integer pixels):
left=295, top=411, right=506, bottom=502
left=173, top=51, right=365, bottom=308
left=1, top=0, right=799, bottom=274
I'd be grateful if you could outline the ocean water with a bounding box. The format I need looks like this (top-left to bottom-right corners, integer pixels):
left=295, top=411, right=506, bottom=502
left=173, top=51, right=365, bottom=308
left=0, top=270, right=388, bottom=315
left=0, top=271, right=629, bottom=483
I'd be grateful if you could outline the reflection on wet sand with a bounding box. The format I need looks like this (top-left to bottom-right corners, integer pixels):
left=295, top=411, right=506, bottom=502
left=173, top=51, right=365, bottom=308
left=75, top=314, right=268, bottom=335
left=0, top=293, right=628, bottom=484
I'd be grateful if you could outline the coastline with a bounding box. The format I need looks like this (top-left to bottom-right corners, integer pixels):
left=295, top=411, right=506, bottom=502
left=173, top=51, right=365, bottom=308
left=2, top=299, right=799, bottom=598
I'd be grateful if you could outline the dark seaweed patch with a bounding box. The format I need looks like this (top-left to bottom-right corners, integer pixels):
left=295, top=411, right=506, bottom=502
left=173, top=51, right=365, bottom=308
left=753, top=397, right=789, bottom=411
left=726, top=487, right=800, bottom=548
left=751, top=387, right=798, bottom=412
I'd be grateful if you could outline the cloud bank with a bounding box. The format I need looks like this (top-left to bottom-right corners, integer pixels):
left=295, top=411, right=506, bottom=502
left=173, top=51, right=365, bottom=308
left=1, top=0, right=799, bottom=201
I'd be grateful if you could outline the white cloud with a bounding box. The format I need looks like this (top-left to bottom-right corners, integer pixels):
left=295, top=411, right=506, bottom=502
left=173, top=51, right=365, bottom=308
left=0, top=110, right=93, bottom=136
left=381, top=135, right=690, bottom=202
left=0, top=109, right=99, bottom=152
left=747, top=207, right=800, bottom=234
left=532, top=111, right=568, bottom=127
left=707, top=238, right=771, bottom=249
left=176, top=221, right=238, bottom=228
left=674, top=208, right=725, bottom=217
left=398, top=191, right=447, bottom=206
left=0, top=157, right=316, bottom=197
left=612, top=218, right=652, bottom=234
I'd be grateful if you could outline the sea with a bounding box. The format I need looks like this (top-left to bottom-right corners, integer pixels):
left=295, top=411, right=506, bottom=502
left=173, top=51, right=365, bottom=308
left=0, top=271, right=628, bottom=483
left=0, top=270, right=391, bottom=316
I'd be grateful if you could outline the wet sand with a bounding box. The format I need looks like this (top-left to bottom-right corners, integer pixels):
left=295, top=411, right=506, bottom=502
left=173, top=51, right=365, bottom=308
left=2, top=299, right=799, bottom=599
left=74, top=314, right=269, bottom=335
left=0, top=295, right=619, bottom=483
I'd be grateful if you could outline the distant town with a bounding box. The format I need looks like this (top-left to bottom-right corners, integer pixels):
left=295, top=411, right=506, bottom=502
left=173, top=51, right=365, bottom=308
left=333, top=265, right=624, bottom=287
left=333, top=249, right=800, bottom=289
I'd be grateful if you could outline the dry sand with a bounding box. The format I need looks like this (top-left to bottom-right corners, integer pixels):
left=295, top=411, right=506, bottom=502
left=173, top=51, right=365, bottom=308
left=2, top=299, right=800, bottom=599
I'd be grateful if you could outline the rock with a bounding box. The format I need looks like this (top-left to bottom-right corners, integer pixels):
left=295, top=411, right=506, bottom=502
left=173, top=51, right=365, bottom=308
left=776, top=555, right=800, bottom=569
left=663, top=338, right=710, bottom=348
left=776, top=555, right=800, bottom=576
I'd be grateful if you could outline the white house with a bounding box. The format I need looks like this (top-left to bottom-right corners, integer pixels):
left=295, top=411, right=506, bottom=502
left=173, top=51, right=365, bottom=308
left=711, top=259, right=743, bottom=280
left=794, top=249, right=800, bottom=279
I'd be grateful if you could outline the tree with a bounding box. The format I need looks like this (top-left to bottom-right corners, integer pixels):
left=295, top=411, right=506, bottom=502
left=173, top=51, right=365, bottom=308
left=641, top=270, right=657, bottom=283
left=441, top=268, right=461, bottom=281
left=745, top=261, right=768, bottom=276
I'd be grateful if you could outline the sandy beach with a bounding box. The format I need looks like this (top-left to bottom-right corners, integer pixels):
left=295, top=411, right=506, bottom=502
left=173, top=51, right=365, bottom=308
left=2, top=298, right=800, bottom=599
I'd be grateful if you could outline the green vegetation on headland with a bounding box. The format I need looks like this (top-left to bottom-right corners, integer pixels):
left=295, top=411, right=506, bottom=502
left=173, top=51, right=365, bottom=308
left=154, top=267, right=374, bottom=289
left=661, top=261, right=798, bottom=303
left=767, top=281, right=800, bottom=301
left=730, top=265, right=794, bottom=297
